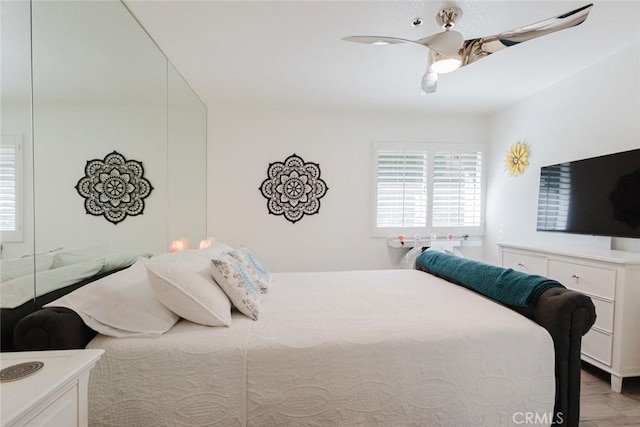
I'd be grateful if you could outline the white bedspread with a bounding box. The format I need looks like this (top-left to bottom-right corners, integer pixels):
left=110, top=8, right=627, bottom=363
left=87, top=269, right=555, bottom=426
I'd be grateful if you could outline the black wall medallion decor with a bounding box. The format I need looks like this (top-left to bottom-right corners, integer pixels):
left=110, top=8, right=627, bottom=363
left=75, top=151, right=153, bottom=225
left=259, top=154, right=328, bottom=224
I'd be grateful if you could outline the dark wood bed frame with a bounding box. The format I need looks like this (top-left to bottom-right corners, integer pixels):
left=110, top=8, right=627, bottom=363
left=0, top=267, right=126, bottom=352
left=11, top=266, right=596, bottom=427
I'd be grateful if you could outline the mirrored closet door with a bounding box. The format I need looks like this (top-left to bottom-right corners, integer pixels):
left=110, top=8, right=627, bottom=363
left=1, top=0, right=207, bottom=303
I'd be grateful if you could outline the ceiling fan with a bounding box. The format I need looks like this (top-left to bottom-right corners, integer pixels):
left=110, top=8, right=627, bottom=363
left=343, top=4, right=593, bottom=94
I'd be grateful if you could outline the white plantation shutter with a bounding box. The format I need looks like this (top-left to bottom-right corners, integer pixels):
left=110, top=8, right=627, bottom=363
left=0, top=136, right=22, bottom=241
left=432, top=151, right=482, bottom=227
left=376, top=151, right=428, bottom=228
left=372, top=143, right=484, bottom=236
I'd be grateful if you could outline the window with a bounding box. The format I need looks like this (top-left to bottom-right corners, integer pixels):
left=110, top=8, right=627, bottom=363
left=372, top=142, right=484, bottom=237
left=0, top=135, right=23, bottom=242
left=375, top=150, right=428, bottom=228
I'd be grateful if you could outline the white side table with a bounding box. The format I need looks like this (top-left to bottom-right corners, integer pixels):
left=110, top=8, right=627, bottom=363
left=1, top=349, right=103, bottom=427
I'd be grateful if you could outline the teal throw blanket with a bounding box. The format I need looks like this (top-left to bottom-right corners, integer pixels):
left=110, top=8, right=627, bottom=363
left=415, top=250, right=565, bottom=308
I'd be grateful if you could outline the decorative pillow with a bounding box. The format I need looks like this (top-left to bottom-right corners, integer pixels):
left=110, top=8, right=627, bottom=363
left=45, top=260, right=179, bottom=337
left=145, top=259, right=231, bottom=327
left=210, top=254, right=261, bottom=320
left=228, top=247, right=271, bottom=293
left=0, top=258, right=105, bottom=309
left=0, top=254, right=56, bottom=282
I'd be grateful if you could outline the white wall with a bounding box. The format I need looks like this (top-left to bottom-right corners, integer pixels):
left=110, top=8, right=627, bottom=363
left=208, top=108, right=488, bottom=272
left=167, top=63, right=208, bottom=251
left=484, top=43, right=640, bottom=265
left=208, top=45, right=640, bottom=273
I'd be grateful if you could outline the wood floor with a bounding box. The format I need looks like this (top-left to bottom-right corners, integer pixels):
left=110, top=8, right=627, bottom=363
left=580, top=363, right=640, bottom=426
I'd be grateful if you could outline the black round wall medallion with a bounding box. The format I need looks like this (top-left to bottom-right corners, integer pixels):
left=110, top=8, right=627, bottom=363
left=75, top=151, right=153, bottom=225
left=259, top=153, right=328, bottom=224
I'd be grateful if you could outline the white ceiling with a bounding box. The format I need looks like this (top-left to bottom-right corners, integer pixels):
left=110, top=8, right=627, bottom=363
left=125, top=1, right=640, bottom=115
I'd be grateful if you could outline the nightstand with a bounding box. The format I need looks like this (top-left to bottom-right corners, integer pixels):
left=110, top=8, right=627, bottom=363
left=1, top=349, right=103, bottom=426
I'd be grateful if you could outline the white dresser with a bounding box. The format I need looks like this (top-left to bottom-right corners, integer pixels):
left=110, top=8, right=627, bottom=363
left=499, top=243, right=640, bottom=393
left=1, top=349, right=103, bottom=426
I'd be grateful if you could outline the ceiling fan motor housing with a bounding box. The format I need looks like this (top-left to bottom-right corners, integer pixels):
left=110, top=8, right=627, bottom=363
left=436, top=7, right=462, bottom=30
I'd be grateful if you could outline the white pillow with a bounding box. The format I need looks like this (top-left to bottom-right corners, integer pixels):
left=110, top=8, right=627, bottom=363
left=52, top=245, right=109, bottom=268
left=98, top=250, right=153, bottom=274
left=45, top=260, right=179, bottom=337
left=151, top=242, right=233, bottom=263
left=148, top=242, right=232, bottom=265
left=145, top=259, right=231, bottom=327
left=0, top=254, right=55, bottom=282
left=228, top=248, right=271, bottom=293
left=198, top=241, right=234, bottom=259
left=0, top=258, right=105, bottom=309
left=210, top=254, right=261, bottom=320
left=149, top=250, right=189, bottom=263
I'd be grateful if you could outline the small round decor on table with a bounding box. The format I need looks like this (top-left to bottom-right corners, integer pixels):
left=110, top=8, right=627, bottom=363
left=0, top=361, right=44, bottom=382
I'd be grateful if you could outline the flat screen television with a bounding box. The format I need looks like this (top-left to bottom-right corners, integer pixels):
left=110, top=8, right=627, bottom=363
left=536, top=148, right=640, bottom=238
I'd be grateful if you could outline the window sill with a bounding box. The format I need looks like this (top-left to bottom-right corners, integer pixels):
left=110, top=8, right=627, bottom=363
left=386, top=237, right=482, bottom=249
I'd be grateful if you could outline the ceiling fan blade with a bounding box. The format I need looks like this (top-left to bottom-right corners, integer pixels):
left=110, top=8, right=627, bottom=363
left=342, top=36, right=423, bottom=47
left=459, top=3, right=593, bottom=67
left=417, top=30, right=464, bottom=56
left=498, top=3, right=593, bottom=46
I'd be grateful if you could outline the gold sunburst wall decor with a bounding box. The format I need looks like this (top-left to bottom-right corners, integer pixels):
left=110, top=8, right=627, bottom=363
left=504, top=142, right=530, bottom=177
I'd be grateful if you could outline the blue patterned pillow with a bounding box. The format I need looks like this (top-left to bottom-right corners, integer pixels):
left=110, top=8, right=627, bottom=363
left=210, top=254, right=261, bottom=320
left=229, top=247, right=271, bottom=293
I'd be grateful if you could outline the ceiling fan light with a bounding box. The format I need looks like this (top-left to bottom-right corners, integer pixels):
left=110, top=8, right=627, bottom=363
left=421, top=70, right=438, bottom=95
left=372, top=40, right=390, bottom=46
left=430, top=56, right=461, bottom=73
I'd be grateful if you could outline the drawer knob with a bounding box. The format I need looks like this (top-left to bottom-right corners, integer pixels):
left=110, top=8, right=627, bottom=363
left=571, top=274, right=580, bottom=280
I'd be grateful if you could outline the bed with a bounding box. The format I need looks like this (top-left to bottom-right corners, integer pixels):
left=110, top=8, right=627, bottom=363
left=13, top=248, right=596, bottom=426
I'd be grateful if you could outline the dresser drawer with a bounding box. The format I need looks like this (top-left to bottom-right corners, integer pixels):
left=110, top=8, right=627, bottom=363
left=582, top=328, right=613, bottom=367
left=547, top=260, right=615, bottom=300
left=25, top=384, right=78, bottom=427
left=502, top=251, right=547, bottom=276
left=498, top=243, right=640, bottom=390
left=591, top=298, right=614, bottom=333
